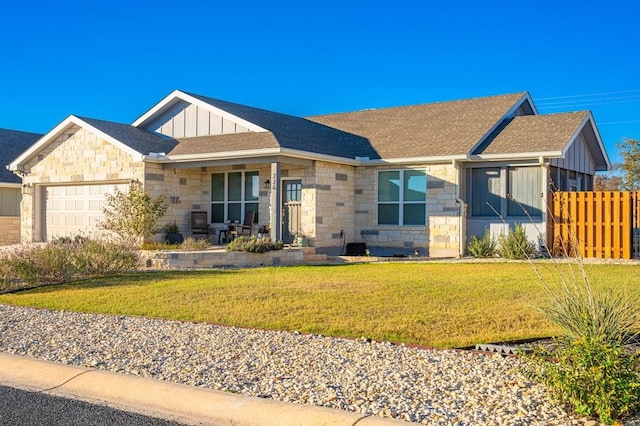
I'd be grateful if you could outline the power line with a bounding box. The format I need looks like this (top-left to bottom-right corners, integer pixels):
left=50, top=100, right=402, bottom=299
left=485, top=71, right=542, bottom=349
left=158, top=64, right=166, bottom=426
left=537, top=94, right=640, bottom=107
left=536, top=89, right=640, bottom=101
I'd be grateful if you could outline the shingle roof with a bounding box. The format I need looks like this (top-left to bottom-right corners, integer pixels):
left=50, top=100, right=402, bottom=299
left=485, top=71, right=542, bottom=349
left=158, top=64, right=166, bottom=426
left=170, top=132, right=279, bottom=156
left=78, top=116, right=178, bottom=155
left=0, top=128, right=42, bottom=183
left=183, top=92, right=379, bottom=159
left=476, top=112, right=588, bottom=155
left=307, top=92, right=527, bottom=159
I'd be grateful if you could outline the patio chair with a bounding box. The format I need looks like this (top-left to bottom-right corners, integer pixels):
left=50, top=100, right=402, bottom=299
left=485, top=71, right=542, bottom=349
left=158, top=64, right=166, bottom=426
left=230, top=210, right=255, bottom=240
left=191, top=211, right=210, bottom=239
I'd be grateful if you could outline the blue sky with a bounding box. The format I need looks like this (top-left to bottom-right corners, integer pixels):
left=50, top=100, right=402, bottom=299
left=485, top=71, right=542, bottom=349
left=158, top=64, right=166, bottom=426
left=1, top=0, right=639, bottom=165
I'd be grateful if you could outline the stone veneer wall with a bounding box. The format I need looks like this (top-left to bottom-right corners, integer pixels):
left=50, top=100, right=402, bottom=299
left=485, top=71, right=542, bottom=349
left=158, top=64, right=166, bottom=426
left=19, top=126, right=145, bottom=242
left=308, top=161, right=354, bottom=254
left=0, top=216, right=21, bottom=245
left=354, top=163, right=461, bottom=258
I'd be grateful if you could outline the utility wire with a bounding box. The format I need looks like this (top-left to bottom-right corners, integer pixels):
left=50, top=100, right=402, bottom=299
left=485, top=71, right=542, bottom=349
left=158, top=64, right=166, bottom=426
left=536, top=89, right=640, bottom=101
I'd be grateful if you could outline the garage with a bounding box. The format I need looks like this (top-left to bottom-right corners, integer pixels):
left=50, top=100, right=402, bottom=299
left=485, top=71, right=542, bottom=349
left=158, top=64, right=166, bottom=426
left=42, top=183, right=129, bottom=241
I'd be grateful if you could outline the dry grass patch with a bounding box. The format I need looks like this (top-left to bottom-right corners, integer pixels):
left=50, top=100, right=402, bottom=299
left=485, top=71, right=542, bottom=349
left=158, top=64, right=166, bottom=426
left=0, top=262, right=637, bottom=348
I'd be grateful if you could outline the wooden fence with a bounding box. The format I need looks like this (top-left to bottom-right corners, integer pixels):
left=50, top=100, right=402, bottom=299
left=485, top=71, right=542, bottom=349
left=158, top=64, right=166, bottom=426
left=548, top=191, right=640, bottom=259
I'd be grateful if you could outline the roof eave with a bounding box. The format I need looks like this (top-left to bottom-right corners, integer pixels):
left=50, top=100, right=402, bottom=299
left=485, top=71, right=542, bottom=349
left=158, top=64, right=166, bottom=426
left=470, top=151, right=563, bottom=161
left=9, top=116, right=145, bottom=172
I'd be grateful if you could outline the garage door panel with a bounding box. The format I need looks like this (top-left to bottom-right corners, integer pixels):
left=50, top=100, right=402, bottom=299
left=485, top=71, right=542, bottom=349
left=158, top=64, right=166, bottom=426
left=43, top=183, right=129, bottom=241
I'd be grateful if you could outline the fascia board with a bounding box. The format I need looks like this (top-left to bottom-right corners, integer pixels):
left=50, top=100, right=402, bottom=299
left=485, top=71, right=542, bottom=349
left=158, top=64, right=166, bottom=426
left=583, top=112, right=612, bottom=171
left=132, top=90, right=268, bottom=133
left=362, top=155, right=468, bottom=165
left=470, top=151, right=563, bottom=161
left=158, top=149, right=468, bottom=167
left=9, top=116, right=144, bottom=172
left=0, top=183, right=21, bottom=188
left=9, top=116, right=75, bottom=171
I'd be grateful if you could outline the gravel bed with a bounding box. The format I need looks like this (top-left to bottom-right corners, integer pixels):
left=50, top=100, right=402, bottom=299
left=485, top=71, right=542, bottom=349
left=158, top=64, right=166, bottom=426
left=0, top=304, right=622, bottom=425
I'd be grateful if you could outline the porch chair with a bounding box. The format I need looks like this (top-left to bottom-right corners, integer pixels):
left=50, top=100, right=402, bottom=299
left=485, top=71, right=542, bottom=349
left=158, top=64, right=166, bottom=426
left=191, top=211, right=210, bottom=239
left=230, top=210, right=255, bottom=240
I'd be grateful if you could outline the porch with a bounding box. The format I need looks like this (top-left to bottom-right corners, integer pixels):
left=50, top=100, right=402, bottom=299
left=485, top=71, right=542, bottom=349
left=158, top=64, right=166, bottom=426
left=155, top=157, right=355, bottom=256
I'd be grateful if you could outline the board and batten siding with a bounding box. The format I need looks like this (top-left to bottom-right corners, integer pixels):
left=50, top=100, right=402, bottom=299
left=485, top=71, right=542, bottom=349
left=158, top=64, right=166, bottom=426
left=145, top=100, right=250, bottom=138
left=549, top=134, right=596, bottom=175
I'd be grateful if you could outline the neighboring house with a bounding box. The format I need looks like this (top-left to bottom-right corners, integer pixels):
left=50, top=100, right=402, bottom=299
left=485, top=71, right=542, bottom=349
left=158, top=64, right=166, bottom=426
left=0, top=128, right=42, bottom=245
left=8, top=90, right=610, bottom=256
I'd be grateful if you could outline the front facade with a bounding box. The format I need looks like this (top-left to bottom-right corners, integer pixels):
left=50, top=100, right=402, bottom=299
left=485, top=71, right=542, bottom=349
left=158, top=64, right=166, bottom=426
left=9, top=90, right=610, bottom=256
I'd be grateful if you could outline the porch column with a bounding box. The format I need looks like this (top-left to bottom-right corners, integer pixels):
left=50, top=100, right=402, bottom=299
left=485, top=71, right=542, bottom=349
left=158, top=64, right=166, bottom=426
left=270, top=162, right=281, bottom=241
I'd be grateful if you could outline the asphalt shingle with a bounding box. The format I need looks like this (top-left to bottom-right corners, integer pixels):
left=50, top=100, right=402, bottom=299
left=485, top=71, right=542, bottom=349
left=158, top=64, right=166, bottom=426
left=77, top=116, right=178, bottom=156
left=0, top=128, right=42, bottom=183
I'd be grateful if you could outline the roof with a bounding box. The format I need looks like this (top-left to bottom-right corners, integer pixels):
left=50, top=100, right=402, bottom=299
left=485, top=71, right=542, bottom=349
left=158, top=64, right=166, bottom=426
left=0, top=128, right=42, bottom=183
left=180, top=92, right=378, bottom=159
left=77, top=116, right=178, bottom=155
left=170, top=132, right=279, bottom=156
left=475, top=112, right=589, bottom=155
left=307, top=92, right=528, bottom=159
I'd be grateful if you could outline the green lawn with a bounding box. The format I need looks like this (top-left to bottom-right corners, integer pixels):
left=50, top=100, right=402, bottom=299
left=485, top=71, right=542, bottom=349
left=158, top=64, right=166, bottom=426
left=0, top=262, right=637, bottom=348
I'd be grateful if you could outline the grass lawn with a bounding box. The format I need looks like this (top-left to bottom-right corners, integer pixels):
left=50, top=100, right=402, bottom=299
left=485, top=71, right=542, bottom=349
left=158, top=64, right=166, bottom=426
left=0, top=262, right=638, bottom=348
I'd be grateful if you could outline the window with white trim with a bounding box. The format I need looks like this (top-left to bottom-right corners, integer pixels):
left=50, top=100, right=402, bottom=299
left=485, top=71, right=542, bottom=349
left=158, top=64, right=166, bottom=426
left=377, top=170, right=426, bottom=225
left=211, top=171, right=259, bottom=223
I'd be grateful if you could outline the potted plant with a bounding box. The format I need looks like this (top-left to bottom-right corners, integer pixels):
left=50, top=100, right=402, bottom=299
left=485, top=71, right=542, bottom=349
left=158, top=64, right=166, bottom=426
left=163, top=221, right=184, bottom=244
left=295, top=232, right=308, bottom=247
left=257, top=224, right=270, bottom=239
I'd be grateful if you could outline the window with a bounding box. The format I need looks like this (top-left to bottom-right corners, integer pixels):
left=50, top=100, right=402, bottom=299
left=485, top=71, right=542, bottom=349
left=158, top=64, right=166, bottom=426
left=0, top=188, right=20, bottom=216
left=210, top=171, right=259, bottom=223
left=377, top=170, right=426, bottom=225
left=507, top=167, right=542, bottom=217
left=469, top=166, right=542, bottom=218
left=470, top=168, right=501, bottom=217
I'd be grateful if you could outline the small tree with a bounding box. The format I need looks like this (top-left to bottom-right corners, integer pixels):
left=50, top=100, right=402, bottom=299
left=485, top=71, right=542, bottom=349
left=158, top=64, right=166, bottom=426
left=616, top=138, right=640, bottom=190
left=101, top=182, right=167, bottom=245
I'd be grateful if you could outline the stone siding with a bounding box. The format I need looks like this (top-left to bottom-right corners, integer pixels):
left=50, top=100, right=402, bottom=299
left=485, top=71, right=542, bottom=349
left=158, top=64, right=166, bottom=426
left=354, top=163, right=461, bottom=257
left=20, top=126, right=145, bottom=242
left=0, top=216, right=21, bottom=245
left=139, top=247, right=323, bottom=269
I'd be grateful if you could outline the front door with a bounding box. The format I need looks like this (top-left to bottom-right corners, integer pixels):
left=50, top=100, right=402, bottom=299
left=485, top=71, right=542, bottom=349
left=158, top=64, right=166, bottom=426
left=282, top=179, right=302, bottom=244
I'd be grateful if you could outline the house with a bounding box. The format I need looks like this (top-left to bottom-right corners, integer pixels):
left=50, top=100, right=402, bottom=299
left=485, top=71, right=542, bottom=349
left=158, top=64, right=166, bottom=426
left=8, top=90, right=610, bottom=256
left=0, top=128, right=42, bottom=244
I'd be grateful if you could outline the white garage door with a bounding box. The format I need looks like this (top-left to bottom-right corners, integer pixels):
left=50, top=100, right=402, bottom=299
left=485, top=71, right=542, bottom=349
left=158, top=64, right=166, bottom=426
left=43, top=183, right=129, bottom=241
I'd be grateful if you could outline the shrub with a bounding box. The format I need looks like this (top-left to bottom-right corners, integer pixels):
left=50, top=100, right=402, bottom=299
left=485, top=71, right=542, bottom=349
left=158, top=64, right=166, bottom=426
left=467, top=228, right=497, bottom=258
left=179, top=237, right=211, bottom=251
left=140, top=242, right=181, bottom=250
left=226, top=236, right=284, bottom=253
left=0, top=238, right=138, bottom=291
left=498, top=223, right=536, bottom=259
left=522, top=253, right=640, bottom=424
left=100, top=182, right=167, bottom=245
left=523, top=337, right=640, bottom=424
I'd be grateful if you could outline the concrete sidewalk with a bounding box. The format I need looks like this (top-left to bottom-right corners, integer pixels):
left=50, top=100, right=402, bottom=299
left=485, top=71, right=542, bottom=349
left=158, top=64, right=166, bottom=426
left=0, top=353, right=405, bottom=425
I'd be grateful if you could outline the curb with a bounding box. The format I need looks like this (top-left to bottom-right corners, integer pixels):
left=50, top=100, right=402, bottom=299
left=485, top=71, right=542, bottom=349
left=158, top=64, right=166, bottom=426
left=0, top=353, right=404, bottom=425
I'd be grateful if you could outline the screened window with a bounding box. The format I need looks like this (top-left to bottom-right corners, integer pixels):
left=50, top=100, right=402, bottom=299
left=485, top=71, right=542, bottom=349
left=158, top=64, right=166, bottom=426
left=377, top=170, right=426, bottom=225
left=470, top=168, right=501, bottom=216
left=507, top=167, right=542, bottom=217
left=210, top=171, right=259, bottom=223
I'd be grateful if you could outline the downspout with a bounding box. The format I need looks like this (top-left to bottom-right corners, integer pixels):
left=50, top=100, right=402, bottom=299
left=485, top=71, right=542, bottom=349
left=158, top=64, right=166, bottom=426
left=452, top=159, right=466, bottom=257
left=539, top=156, right=549, bottom=252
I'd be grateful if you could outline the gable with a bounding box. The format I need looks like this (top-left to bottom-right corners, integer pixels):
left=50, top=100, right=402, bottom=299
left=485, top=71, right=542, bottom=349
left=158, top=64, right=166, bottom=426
left=143, top=99, right=253, bottom=138
left=476, top=112, right=610, bottom=172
